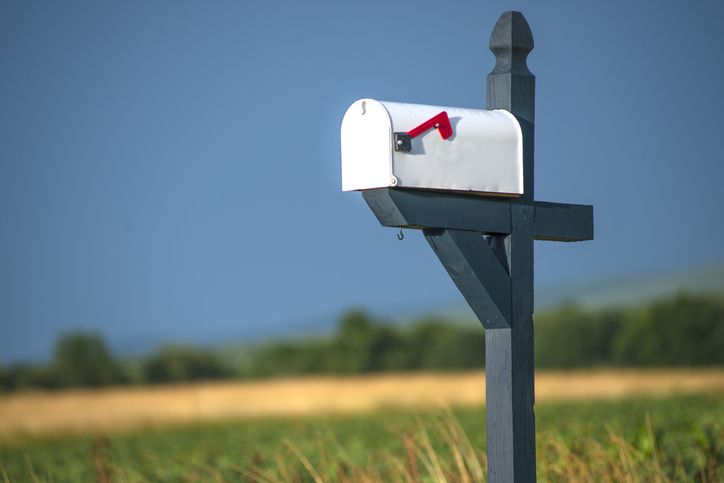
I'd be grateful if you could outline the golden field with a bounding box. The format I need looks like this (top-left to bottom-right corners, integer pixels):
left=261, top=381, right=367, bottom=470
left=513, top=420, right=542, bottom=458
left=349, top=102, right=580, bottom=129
left=1, top=369, right=724, bottom=442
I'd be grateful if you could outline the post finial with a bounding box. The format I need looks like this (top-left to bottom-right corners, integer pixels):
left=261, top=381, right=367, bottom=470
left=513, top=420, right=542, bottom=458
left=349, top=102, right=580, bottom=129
left=489, top=11, right=534, bottom=76
left=487, top=11, right=535, bottom=198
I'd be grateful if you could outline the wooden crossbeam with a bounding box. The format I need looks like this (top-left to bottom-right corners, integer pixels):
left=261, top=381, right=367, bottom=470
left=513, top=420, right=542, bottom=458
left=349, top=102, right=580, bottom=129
left=362, top=188, right=593, bottom=242
left=534, top=201, right=594, bottom=241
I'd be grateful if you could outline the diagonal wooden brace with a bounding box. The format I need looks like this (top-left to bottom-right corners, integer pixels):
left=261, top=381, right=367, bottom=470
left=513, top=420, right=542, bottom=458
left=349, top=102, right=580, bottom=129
left=424, top=229, right=512, bottom=329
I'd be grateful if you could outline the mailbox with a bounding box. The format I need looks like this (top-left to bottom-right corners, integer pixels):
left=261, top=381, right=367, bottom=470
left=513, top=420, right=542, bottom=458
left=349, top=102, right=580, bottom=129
left=341, top=99, right=523, bottom=196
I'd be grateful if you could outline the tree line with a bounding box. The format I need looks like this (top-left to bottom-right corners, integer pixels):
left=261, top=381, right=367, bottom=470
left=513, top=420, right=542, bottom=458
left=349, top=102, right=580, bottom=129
left=1, top=292, right=723, bottom=392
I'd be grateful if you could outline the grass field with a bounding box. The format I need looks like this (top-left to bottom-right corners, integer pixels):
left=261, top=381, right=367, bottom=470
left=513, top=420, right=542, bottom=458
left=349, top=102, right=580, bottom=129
left=2, top=369, right=724, bottom=442
left=1, top=370, right=724, bottom=481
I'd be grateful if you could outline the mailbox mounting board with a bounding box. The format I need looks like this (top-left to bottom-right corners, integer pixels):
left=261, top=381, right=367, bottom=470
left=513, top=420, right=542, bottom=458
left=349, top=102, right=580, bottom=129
left=341, top=99, right=523, bottom=196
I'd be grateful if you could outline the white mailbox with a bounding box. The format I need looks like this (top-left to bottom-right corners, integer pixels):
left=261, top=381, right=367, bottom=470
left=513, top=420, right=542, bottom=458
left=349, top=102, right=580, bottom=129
left=341, top=99, right=523, bottom=196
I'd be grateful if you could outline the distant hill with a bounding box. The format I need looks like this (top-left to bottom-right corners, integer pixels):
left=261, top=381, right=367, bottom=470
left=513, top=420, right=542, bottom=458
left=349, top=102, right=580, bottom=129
left=111, top=260, right=724, bottom=359
left=389, top=260, right=724, bottom=323
left=534, top=260, right=724, bottom=311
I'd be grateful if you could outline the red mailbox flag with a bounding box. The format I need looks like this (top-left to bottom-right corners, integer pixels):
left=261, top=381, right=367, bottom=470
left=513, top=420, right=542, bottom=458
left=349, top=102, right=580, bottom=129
left=406, top=111, right=453, bottom=139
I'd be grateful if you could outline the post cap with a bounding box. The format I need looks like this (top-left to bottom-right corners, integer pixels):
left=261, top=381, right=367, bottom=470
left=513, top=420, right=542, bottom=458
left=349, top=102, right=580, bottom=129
left=489, top=11, right=534, bottom=76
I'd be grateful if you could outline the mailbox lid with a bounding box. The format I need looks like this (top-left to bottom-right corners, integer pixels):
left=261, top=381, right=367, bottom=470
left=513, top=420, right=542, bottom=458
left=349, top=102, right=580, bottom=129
left=341, top=99, right=523, bottom=195
left=341, top=99, right=393, bottom=192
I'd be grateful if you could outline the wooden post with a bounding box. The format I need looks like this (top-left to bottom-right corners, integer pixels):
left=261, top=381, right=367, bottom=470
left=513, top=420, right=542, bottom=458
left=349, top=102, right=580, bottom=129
left=485, top=12, right=536, bottom=483
left=359, top=10, right=593, bottom=483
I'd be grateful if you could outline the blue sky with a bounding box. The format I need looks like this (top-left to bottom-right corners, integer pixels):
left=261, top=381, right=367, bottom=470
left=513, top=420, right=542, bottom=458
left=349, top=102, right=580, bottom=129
left=2, top=1, right=723, bottom=363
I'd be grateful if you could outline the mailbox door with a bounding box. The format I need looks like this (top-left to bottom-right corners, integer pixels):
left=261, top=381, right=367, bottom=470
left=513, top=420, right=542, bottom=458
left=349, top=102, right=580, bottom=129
left=341, top=99, right=393, bottom=192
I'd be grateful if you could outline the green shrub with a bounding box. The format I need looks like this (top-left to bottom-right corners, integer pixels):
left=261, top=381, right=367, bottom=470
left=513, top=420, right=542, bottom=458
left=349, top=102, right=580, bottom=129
left=245, top=311, right=485, bottom=378
left=53, top=332, right=128, bottom=388
left=613, top=294, right=724, bottom=366
left=534, top=305, right=623, bottom=369
left=143, top=346, right=232, bottom=383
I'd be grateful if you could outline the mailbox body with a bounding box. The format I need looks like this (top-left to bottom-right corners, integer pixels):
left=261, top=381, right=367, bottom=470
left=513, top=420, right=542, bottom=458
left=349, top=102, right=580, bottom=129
left=341, top=99, right=523, bottom=196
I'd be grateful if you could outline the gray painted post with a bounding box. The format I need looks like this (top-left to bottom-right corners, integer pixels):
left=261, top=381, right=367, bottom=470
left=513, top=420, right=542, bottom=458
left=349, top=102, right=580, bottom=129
left=485, top=11, right=536, bottom=483
left=358, top=10, right=593, bottom=483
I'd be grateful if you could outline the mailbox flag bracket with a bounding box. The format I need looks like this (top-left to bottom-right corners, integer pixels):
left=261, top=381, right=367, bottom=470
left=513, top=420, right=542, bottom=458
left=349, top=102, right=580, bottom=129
left=394, top=133, right=412, bottom=152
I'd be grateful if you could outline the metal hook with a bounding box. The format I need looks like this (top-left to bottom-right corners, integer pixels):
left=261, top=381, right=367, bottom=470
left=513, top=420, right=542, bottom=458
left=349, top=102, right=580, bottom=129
left=397, top=227, right=404, bottom=240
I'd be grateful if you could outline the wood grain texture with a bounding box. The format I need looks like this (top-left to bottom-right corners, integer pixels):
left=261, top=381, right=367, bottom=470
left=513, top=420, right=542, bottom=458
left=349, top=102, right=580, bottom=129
left=509, top=203, right=536, bottom=482
left=362, top=188, right=511, bottom=234
left=487, top=12, right=535, bottom=123
left=363, top=188, right=594, bottom=243
left=533, top=201, right=593, bottom=241
left=486, top=11, right=537, bottom=483
left=361, top=188, right=409, bottom=227
left=485, top=207, right=537, bottom=483
left=424, top=229, right=511, bottom=329
left=487, top=11, right=535, bottom=202
left=488, top=234, right=512, bottom=275
left=485, top=328, right=514, bottom=482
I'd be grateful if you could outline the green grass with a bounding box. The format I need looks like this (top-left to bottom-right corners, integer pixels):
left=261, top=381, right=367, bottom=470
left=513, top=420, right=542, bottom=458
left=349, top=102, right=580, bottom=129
left=1, top=393, right=723, bottom=482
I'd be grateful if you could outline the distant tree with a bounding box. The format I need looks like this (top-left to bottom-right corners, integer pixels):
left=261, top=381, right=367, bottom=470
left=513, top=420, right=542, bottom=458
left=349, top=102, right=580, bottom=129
left=143, top=346, right=232, bottom=383
left=209, top=292, right=724, bottom=381
left=328, top=309, right=406, bottom=373
left=328, top=309, right=375, bottom=373
left=0, top=364, right=58, bottom=391
left=534, top=306, right=623, bottom=368
left=0, top=366, right=7, bottom=393
left=246, top=342, right=325, bottom=378
left=245, top=312, right=487, bottom=378
left=404, top=318, right=485, bottom=371
left=53, top=332, right=128, bottom=388
left=613, top=294, right=724, bottom=366
left=21, top=365, right=64, bottom=390
left=338, top=309, right=372, bottom=336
